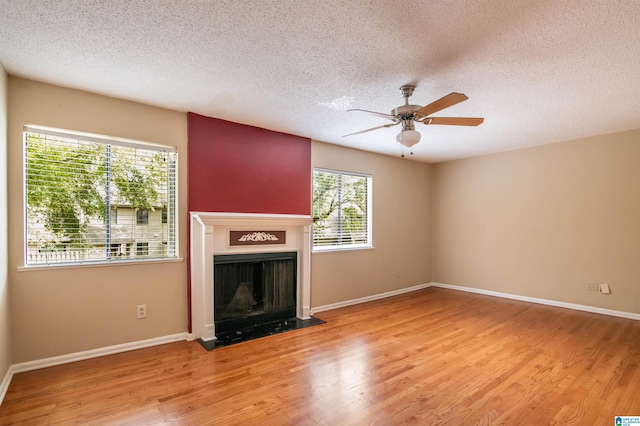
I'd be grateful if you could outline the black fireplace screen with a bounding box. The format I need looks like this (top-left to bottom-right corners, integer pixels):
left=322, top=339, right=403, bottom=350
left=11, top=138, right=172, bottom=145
left=214, top=252, right=297, bottom=331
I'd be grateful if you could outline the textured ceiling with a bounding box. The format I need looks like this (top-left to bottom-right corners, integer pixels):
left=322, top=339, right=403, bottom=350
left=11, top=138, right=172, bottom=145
left=1, top=0, right=640, bottom=163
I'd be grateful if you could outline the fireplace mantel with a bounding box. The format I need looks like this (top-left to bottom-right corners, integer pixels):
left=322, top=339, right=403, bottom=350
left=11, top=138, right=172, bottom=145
left=190, top=212, right=313, bottom=341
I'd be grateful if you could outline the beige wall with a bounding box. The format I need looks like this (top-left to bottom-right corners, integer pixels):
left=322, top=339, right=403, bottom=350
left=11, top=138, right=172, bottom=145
left=8, top=78, right=188, bottom=362
left=311, top=141, right=432, bottom=307
left=0, top=65, right=11, bottom=382
left=432, top=129, right=640, bottom=313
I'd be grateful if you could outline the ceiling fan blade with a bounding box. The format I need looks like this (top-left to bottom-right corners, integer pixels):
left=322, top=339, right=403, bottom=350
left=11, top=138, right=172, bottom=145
left=424, top=117, right=484, bottom=126
left=347, top=108, right=398, bottom=121
left=415, top=92, right=468, bottom=117
left=342, top=122, right=399, bottom=137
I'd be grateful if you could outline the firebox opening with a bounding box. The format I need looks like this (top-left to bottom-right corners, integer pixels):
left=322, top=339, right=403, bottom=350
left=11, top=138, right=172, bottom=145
left=214, top=251, right=297, bottom=334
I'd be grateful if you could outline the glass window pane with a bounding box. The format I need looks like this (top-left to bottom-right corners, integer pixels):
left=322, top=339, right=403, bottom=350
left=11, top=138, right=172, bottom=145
left=24, top=128, right=177, bottom=266
left=312, top=169, right=371, bottom=249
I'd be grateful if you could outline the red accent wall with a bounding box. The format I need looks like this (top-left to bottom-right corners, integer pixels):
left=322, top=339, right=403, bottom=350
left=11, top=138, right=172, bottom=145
left=186, top=113, right=311, bottom=331
left=187, top=112, right=311, bottom=215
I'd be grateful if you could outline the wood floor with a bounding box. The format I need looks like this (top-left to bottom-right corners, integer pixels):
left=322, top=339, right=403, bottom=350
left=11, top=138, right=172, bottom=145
left=2, top=287, right=639, bottom=425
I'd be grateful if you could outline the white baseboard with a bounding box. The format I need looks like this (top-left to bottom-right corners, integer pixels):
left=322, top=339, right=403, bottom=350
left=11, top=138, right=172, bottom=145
left=311, top=282, right=432, bottom=314
left=309, top=281, right=640, bottom=321
left=0, top=366, right=13, bottom=408
left=431, top=282, right=640, bottom=321
left=0, top=332, right=188, bottom=407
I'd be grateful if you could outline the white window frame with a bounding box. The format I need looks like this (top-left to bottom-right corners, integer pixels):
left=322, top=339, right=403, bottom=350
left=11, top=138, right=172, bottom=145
left=312, top=168, right=373, bottom=252
left=22, top=125, right=178, bottom=267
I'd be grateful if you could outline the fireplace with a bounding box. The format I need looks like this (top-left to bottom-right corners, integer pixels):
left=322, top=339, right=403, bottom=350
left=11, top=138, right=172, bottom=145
left=214, top=251, right=297, bottom=333
left=190, top=212, right=313, bottom=341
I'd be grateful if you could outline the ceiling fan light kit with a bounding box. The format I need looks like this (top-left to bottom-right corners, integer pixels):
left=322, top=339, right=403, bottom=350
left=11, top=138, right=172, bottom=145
left=344, top=85, right=484, bottom=156
left=396, top=129, right=420, bottom=148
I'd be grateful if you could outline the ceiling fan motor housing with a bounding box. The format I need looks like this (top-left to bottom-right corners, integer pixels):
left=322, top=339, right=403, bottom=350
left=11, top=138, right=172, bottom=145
left=392, top=104, right=422, bottom=119
left=392, top=104, right=422, bottom=133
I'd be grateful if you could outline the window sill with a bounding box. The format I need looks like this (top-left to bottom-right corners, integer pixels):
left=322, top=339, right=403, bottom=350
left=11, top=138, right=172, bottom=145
left=17, top=257, right=184, bottom=272
left=312, top=245, right=374, bottom=254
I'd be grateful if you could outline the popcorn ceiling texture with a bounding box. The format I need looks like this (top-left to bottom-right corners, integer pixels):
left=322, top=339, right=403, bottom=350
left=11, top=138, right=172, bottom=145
left=1, top=0, right=639, bottom=162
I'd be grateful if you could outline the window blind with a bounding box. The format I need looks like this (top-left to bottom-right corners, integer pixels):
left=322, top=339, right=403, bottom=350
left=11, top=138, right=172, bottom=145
left=24, top=126, right=177, bottom=265
left=312, top=169, right=371, bottom=249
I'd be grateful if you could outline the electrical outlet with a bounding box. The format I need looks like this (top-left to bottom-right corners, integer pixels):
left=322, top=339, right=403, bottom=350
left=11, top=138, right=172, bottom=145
left=587, top=283, right=599, bottom=291
left=599, top=283, right=611, bottom=294
left=137, top=304, right=147, bottom=319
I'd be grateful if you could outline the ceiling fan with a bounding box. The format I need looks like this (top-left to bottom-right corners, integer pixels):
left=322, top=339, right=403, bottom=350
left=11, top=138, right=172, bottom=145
left=343, top=85, right=484, bottom=155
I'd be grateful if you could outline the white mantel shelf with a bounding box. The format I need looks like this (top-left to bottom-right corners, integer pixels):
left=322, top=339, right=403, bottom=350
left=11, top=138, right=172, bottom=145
left=192, top=211, right=313, bottom=227
left=190, top=212, right=314, bottom=341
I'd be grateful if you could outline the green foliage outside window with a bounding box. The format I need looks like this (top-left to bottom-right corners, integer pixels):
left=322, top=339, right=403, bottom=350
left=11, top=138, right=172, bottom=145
left=312, top=169, right=371, bottom=248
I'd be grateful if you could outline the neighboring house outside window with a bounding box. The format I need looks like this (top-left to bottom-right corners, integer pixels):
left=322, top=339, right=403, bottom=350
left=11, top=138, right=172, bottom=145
left=24, top=125, right=177, bottom=265
left=312, top=168, right=372, bottom=250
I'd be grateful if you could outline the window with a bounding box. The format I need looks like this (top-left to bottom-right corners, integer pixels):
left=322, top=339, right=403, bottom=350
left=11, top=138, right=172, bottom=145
left=110, top=207, right=118, bottom=224
left=136, top=209, right=149, bottom=225
left=161, top=208, right=168, bottom=224
left=312, top=168, right=372, bottom=250
left=24, top=125, right=177, bottom=265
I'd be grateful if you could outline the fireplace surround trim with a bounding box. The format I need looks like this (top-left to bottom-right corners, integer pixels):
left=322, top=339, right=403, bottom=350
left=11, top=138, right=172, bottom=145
left=190, top=212, right=313, bottom=341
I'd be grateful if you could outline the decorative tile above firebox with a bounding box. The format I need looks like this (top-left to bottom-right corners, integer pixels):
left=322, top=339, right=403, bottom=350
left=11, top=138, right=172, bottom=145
left=229, top=230, right=286, bottom=246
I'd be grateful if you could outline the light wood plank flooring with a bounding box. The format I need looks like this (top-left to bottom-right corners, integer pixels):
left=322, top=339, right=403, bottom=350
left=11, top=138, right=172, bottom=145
left=2, top=287, right=639, bottom=425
